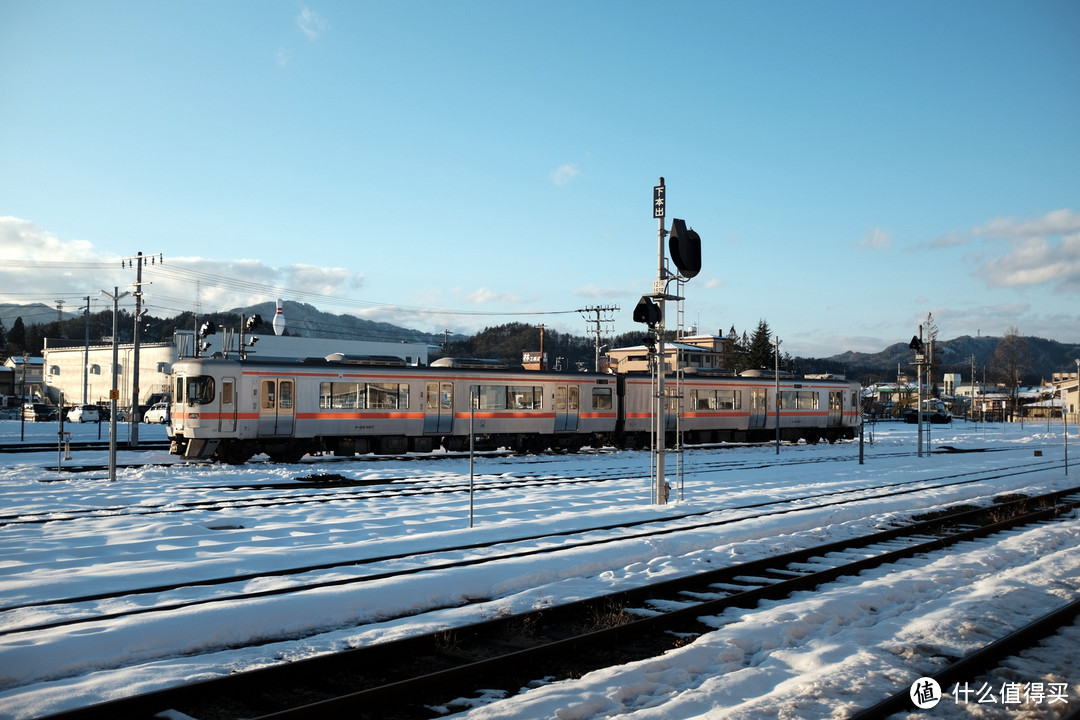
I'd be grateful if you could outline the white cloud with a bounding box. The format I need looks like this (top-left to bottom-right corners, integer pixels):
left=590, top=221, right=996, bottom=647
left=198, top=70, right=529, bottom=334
left=551, top=164, right=582, bottom=187
left=929, top=232, right=967, bottom=249
left=856, top=227, right=891, bottom=251
left=971, top=208, right=1080, bottom=295
left=0, top=218, right=369, bottom=317
left=297, top=7, right=329, bottom=41
left=275, top=47, right=291, bottom=67
left=572, top=284, right=625, bottom=299
left=974, top=209, right=1080, bottom=239
left=464, top=287, right=521, bottom=305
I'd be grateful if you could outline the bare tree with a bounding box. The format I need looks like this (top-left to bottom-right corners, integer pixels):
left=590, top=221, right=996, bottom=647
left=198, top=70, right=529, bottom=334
left=990, top=326, right=1029, bottom=421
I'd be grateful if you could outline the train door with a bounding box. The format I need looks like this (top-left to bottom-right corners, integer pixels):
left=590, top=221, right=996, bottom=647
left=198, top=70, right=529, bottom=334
left=828, top=390, right=843, bottom=427
left=749, top=388, right=767, bottom=429
left=258, top=378, right=295, bottom=436
left=424, top=381, right=454, bottom=434
left=555, top=384, right=580, bottom=432
left=219, top=377, right=236, bottom=432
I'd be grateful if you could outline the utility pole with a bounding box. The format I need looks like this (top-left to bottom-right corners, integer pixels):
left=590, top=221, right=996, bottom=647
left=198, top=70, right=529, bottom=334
left=123, top=251, right=163, bottom=445
left=82, top=297, right=90, bottom=405
left=578, top=305, right=619, bottom=372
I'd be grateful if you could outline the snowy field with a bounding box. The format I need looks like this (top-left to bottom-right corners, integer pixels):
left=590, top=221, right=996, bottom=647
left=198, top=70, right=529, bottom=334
left=0, top=419, right=1078, bottom=719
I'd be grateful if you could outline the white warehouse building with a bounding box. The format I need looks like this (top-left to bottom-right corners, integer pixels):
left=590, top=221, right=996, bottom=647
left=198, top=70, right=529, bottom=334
left=41, top=332, right=432, bottom=410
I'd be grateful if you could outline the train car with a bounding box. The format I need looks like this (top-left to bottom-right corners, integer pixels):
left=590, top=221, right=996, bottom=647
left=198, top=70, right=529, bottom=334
left=617, top=369, right=861, bottom=446
left=167, top=354, right=618, bottom=464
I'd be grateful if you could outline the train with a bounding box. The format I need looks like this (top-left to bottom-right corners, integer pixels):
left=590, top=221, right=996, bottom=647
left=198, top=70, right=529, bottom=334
left=165, top=354, right=862, bottom=464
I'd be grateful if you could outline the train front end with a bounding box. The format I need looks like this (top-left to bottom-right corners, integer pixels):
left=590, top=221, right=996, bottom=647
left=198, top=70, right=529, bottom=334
left=167, top=357, right=248, bottom=461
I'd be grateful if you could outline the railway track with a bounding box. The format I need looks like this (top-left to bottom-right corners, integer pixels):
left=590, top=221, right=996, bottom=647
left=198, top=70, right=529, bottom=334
left=849, top=597, right=1080, bottom=719
left=29, top=485, right=1080, bottom=720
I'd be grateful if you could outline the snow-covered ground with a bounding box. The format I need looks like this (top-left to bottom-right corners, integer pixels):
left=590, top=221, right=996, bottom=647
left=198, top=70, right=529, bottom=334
left=0, top=419, right=1078, bottom=719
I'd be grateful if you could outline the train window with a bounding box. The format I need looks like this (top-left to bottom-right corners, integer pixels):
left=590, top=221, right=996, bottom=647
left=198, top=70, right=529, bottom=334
left=186, top=376, right=215, bottom=405
left=175, top=378, right=184, bottom=404
left=508, top=386, right=542, bottom=410
left=592, top=387, right=613, bottom=410
left=261, top=380, right=276, bottom=410
left=829, top=391, right=843, bottom=411
left=477, top=385, right=506, bottom=410
left=691, top=389, right=741, bottom=410
left=279, top=381, right=294, bottom=410
left=780, top=390, right=819, bottom=410
left=322, top=382, right=359, bottom=409
left=367, top=383, right=409, bottom=409
left=222, top=379, right=234, bottom=405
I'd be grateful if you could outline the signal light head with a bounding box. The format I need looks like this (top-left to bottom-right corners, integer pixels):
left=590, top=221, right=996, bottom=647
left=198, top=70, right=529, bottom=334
left=669, top=218, right=701, bottom=279
left=633, top=296, right=662, bottom=328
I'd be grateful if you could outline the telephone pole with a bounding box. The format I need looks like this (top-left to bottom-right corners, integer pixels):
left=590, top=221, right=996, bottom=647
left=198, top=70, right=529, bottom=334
left=122, top=251, right=163, bottom=445
left=578, top=305, right=619, bottom=372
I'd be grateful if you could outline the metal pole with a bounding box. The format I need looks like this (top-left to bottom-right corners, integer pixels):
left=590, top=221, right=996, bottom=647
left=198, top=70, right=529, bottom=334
left=108, top=289, right=120, bottom=481
left=917, top=325, right=924, bottom=458
left=469, top=387, right=476, bottom=527
left=655, top=194, right=667, bottom=505
left=57, top=390, right=64, bottom=471
left=130, top=252, right=143, bottom=445
left=775, top=337, right=781, bottom=455
left=101, top=287, right=130, bottom=481
left=82, top=296, right=90, bottom=405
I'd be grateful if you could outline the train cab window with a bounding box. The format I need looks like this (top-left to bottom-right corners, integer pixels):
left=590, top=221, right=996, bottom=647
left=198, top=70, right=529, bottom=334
left=592, top=387, right=613, bottom=410
left=186, top=376, right=215, bottom=405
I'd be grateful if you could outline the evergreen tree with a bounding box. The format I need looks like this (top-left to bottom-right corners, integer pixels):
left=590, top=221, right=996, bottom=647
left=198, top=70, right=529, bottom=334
left=6, top=317, right=26, bottom=355
left=745, top=319, right=775, bottom=371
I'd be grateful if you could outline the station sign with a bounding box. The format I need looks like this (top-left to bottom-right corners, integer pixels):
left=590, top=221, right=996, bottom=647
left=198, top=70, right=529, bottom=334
left=653, top=184, right=665, bottom=218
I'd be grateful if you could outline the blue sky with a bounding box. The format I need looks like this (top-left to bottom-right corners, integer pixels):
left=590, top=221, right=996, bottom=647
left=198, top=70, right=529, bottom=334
left=2, top=1, right=1078, bottom=358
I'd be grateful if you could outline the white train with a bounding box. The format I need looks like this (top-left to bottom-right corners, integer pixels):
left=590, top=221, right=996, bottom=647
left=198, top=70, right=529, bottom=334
left=166, top=354, right=861, bottom=464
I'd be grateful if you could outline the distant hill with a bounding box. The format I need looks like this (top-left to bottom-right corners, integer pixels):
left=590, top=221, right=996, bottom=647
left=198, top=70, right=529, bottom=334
left=813, top=335, right=1080, bottom=384
left=1, top=302, right=79, bottom=331
left=227, top=300, right=442, bottom=346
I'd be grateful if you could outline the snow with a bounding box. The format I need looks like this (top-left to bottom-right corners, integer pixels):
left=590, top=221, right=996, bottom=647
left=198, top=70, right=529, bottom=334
left=0, top=419, right=1078, bottom=719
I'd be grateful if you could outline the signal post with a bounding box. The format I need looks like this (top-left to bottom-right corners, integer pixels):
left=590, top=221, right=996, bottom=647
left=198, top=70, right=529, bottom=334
left=636, top=178, right=701, bottom=505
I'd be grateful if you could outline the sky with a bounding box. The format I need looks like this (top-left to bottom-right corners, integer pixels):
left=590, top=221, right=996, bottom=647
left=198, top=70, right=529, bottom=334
left=2, top=0, right=1079, bottom=357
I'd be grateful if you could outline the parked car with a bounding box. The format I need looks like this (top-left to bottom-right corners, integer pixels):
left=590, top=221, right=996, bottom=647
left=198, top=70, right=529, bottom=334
left=22, top=403, right=58, bottom=422
left=143, top=402, right=170, bottom=424
left=67, top=405, right=101, bottom=423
